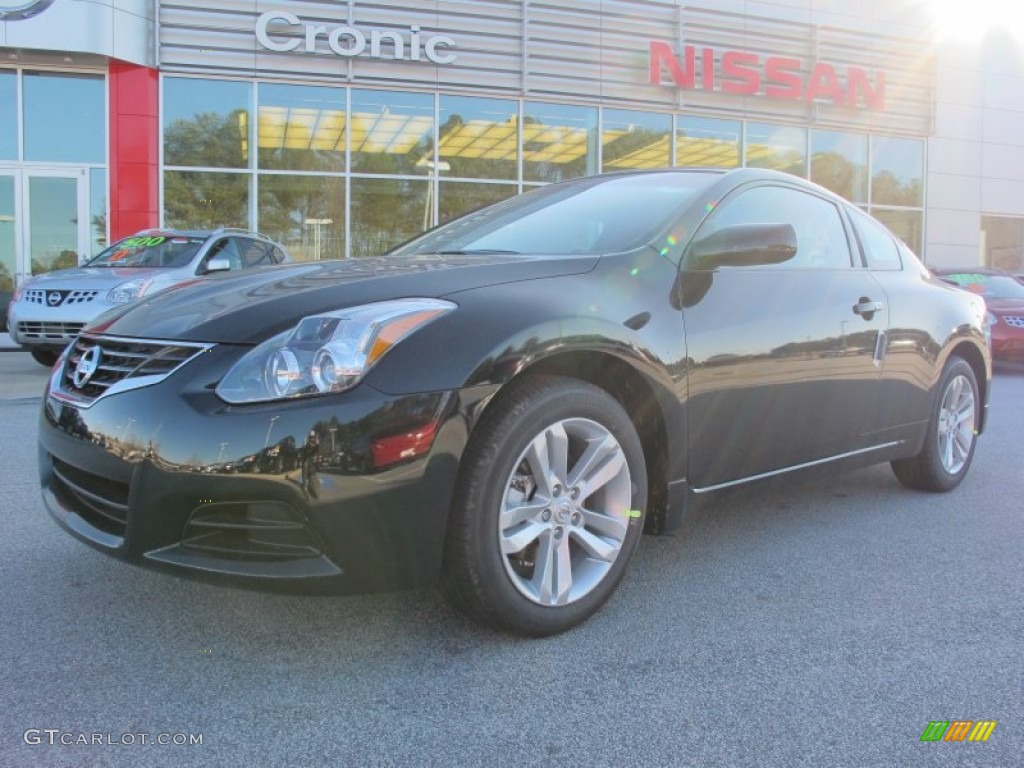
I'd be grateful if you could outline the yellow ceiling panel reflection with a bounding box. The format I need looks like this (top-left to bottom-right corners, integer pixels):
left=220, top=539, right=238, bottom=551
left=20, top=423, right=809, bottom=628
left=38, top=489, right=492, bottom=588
left=438, top=119, right=518, bottom=161
left=522, top=123, right=588, bottom=163
left=675, top=137, right=741, bottom=168
left=604, top=135, right=669, bottom=169
left=257, top=106, right=347, bottom=152
left=350, top=113, right=432, bottom=155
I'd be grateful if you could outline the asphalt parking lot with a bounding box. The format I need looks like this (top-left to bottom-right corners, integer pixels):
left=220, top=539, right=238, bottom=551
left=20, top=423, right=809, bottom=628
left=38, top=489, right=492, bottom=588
left=0, top=348, right=1020, bottom=767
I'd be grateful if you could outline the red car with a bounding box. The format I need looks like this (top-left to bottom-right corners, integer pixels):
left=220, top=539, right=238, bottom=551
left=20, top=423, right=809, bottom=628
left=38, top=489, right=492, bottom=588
left=934, top=267, right=1024, bottom=361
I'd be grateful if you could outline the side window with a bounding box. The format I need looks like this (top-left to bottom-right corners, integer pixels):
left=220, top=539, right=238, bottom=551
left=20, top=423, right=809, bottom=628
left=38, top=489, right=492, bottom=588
left=272, top=246, right=288, bottom=264
left=852, top=210, right=903, bottom=270
left=200, top=238, right=241, bottom=272
left=237, top=239, right=275, bottom=269
left=696, top=185, right=852, bottom=269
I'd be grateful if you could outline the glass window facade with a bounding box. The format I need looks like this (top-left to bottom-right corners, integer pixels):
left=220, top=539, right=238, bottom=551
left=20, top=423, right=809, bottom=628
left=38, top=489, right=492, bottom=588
left=23, top=72, right=105, bottom=163
left=745, top=123, right=807, bottom=177
left=160, top=77, right=927, bottom=261
left=602, top=109, right=670, bottom=171
left=676, top=116, right=740, bottom=168
left=351, top=89, right=433, bottom=175
left=350, top=177, right=429, bottom=257
left=0, top=175, right=14, bottom=300
left=523, top=102, right=597, bottom=183
left=0, top=70, right=15, bottom=161
left=163, top=78, right=252, bottom=168
left=439, top=181, right=518, bottom=225
left=871, top=137, right=924, bottom=207
left=90, top=168, right=107, bottom=253
left=164, top=171, right=250, bottom=230
left=258, top=83, right=346, bottom=173
left=439, top=96, right=518, bottom=180
left=811, top=130, right=868, bottom=204
left=258, top=174, right=345, bottom=261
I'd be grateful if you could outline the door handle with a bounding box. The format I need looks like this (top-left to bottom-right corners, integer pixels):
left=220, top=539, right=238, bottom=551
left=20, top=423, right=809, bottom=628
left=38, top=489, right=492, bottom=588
left=853, top=298, right=884, bottom=317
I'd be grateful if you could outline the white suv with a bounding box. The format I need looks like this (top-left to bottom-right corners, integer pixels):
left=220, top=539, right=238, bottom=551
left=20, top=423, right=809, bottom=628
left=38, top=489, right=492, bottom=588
left=7, top=228, right=291, bottom=365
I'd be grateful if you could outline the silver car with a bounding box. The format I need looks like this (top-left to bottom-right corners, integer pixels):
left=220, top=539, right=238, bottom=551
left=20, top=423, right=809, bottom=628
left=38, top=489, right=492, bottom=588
left=7, top=228, right=291, bottom=365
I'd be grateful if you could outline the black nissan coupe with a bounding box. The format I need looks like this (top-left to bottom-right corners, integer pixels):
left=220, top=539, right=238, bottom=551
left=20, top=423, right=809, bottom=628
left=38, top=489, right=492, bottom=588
left=38, top=168, right=991, bottom=636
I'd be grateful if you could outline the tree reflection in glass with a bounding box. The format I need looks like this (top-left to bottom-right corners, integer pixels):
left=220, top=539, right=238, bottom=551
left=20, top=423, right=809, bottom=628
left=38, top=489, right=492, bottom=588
left=523, top=102, right=597, bottom=183
left=350, top=178, right=429, bottom=257
left=745, top=123, right=807, bottom=177
left=351, top=90, right=434, bottom=175
left=164, top=171, right=249, bottom=230
left=258, top=83, right=346, bottom=173
left=163, top=78, right=251, bottom=168
left=439, top=96, right=518, bottom=180
left=811, top=130, right=868, bottom=203
left=871, top=137, right=924, bottom=207
left=676, top=117, right=741, bottom=168
left=602, top=109, right=670, bottom=171
left=258, top=175, right=345, bottom=262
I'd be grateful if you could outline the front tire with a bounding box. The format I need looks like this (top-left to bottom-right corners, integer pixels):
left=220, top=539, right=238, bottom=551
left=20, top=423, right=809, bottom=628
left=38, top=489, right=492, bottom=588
left=29, top=348, right=59, bottom=367
left=891, top=357, right=980, bottom=492
left=441, top=375, right=647, bottom=637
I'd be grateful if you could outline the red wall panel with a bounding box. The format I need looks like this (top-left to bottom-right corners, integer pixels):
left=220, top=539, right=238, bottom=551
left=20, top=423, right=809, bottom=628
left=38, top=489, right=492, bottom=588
left=109, top=60, right=159, bottom=240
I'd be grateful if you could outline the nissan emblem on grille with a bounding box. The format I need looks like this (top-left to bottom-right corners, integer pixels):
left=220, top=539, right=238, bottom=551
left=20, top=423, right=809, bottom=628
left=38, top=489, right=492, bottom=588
left=47, top=291, right=63, bottom=306
left=72, top=346, right=102, bottom=389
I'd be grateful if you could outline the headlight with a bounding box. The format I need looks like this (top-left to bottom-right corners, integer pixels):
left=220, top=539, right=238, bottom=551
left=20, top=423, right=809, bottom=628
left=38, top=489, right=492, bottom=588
left=216, top=298, right=456, bottom=404
left=107, top=278, right=154, bottom=304
left=11, top=282, right=26, bottom=303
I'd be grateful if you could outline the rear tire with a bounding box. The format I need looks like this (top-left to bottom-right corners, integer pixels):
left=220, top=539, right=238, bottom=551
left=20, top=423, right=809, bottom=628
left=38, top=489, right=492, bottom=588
left=441, top=375, right=647, bottom=637
left=29, top=348, right=59, bottom=367
left=891, top=357, right=979, bottom=492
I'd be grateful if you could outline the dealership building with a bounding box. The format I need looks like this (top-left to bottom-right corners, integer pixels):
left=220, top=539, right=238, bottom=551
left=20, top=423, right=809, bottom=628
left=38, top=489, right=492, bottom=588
left=2, top=0, right=1024, bottom=298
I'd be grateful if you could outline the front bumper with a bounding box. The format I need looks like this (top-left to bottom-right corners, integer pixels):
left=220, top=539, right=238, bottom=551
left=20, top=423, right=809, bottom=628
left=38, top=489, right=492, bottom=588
left=38, top=342, right=482, bottom=593
left=9, top=298, right=114, bottom=348
left=991, top=324, right=1024, bottom=361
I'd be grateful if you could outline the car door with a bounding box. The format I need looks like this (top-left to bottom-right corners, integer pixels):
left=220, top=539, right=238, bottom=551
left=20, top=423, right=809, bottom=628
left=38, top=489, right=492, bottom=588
left=681, top=183, right=889, bottom=489
left=847, top=207, right=932, bottom=441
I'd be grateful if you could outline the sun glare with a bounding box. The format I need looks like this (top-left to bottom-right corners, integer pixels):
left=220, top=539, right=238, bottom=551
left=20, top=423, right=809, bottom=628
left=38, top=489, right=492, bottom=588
left=931, top=0, right=1024, bottom=40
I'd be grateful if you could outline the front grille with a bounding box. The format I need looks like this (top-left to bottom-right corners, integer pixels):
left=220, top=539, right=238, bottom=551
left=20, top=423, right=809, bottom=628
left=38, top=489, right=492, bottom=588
left=1004, top=316, right=1024, bottom=329
left=51, top=458, right=130, bottom=537
left=58, top=334, right=211, bottom=405
left=23, top=289, right=98, bottom=307
left=16, top=320, right=85, bottom=342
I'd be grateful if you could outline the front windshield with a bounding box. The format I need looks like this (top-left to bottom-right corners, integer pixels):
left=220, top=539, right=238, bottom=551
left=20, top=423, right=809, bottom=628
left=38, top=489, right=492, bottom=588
left=390, top=172, right=719, bottom=257
left=942, top=272, right=1024, bottom=300
left=86, top=234, right=204, bottom=269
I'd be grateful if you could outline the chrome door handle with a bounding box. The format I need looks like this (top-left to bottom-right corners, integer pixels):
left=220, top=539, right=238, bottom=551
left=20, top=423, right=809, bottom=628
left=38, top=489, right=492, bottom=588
left=853, top=299, right=884, bottom=316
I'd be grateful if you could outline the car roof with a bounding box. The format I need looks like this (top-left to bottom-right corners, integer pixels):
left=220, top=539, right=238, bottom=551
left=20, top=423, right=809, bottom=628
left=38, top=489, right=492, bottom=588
left=125, top=228, right=276, bottom=241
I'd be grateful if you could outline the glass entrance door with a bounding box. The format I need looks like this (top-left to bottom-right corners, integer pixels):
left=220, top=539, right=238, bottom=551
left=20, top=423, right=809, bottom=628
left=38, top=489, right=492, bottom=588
left=24, top=169, right=88, bottom=277
left=0, top=172, right=16, bottom=324
left=0, top=167, right=90, bottom=305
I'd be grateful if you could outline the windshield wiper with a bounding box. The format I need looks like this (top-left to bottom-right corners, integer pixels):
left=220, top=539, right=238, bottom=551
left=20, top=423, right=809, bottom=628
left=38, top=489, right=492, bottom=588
left=434, top=249, right=521, bottom=255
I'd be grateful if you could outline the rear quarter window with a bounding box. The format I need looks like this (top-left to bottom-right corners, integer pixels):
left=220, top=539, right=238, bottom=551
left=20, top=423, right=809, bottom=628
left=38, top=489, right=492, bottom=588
left=852, top=210, right=902, bottom=270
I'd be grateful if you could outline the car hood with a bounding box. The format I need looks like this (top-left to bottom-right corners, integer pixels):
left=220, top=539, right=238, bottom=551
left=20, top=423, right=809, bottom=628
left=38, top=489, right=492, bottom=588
left=85, top=253, right=599, bottom=344
left=987, top=297, right=1024, bottom=313
left=23, top=266, right=169, bottom=290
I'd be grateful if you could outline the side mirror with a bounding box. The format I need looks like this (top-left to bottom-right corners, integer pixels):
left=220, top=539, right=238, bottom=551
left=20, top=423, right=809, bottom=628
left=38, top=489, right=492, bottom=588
left=688, top=223, right=797, bottom=269
left=204, top=256, right=231, bottom=274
